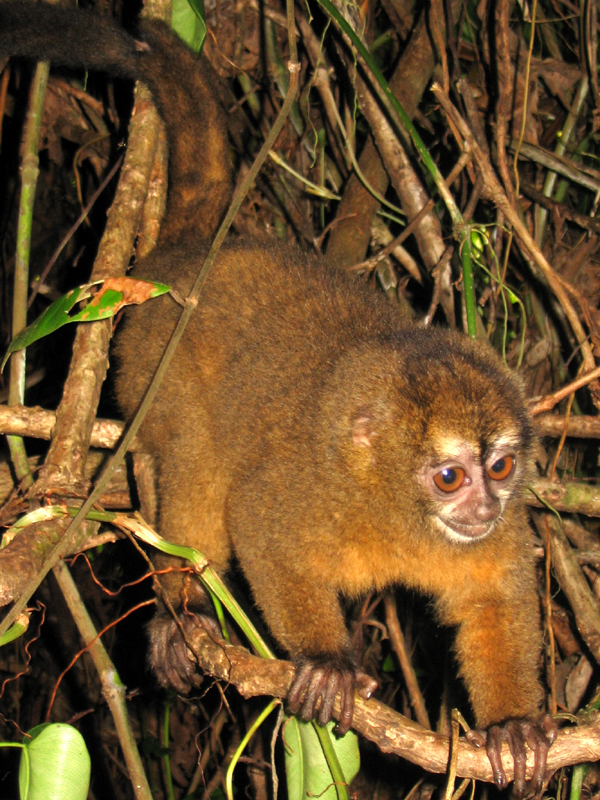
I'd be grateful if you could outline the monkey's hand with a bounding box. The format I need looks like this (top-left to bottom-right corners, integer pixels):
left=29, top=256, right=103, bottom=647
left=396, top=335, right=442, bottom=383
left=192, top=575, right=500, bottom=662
left=466, top=714, right=557, bottom=798
left=148, top=609, right=223, bottom=693
left=287, top=654, right=378, bottom=736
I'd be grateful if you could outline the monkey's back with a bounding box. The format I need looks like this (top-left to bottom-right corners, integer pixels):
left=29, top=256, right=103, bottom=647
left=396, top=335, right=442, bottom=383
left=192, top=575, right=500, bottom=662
left=117, top=240, right=391, bottom=437
left=113, top=237, right=406, bottom=563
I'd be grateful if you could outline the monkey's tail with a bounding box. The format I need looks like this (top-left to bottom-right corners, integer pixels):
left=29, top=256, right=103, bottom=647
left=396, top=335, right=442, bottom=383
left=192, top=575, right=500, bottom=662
left=0, top=1, right=233, bottom=243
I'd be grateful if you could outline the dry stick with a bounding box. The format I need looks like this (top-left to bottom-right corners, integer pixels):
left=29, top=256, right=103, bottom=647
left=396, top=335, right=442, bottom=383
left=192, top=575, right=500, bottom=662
left=351, top=68, right=446, bottom=275
left=0, top=83, right=163, bottom=640
left=431, top=83, right=596, bottom=374
left=350, top=148, right=473, bottom=275
left=444, top=711, right=460, bottom=800
left=0, top=404, right=129, bottom=450
left=530, top=365, right=600, bottom=415
left=535, top=414, right=600, bottom=439
left=510, top=0, right=538, bottom=205
left=0, top=452, right=131, bottom=509
left=541, top=515, right=600, bottom=664
left=31, top=83, right=163, bottom=502
left=383, top=594, right=431, bottom=730
left=548, top=375, right=578, bottom=481
left=513, top=141, right=600, bottom=193
left=323, top=0, right=455, bottom=272
left=494, top=0, right=517, bottom=208
left=543, top=518, right=558, bottom=716
left=520, top=180, right=600, bottom=235
left=530, top=478, right=600, bottom=518
left=54, top=559, right=153, bottom=800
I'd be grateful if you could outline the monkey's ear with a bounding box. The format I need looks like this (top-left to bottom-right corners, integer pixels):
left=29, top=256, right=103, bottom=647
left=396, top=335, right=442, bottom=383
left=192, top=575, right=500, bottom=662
left=351, top=407, right=378, bottom=448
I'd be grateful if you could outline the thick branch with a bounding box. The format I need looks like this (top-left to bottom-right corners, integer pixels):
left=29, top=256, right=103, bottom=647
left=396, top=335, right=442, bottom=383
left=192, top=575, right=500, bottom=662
left=529, top=479, right=600, bottom=518
left=186, top=627, right=598, bottom=783
left=31, top=84, right=164, bottom=500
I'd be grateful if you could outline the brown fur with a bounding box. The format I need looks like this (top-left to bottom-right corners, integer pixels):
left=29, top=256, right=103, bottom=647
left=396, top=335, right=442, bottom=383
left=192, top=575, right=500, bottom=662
left=116, top=235, right=543, bottom=727
left=1, top=1, right=550, bottom=768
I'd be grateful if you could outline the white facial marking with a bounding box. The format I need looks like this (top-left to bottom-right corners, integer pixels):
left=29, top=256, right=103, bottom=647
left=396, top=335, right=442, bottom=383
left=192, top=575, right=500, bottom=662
left=433, top=515, right=495, bottom=544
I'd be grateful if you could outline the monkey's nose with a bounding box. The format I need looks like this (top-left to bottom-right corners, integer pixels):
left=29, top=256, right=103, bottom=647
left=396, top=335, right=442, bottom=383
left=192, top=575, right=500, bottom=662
left=474, top=499, right=500, bottom=523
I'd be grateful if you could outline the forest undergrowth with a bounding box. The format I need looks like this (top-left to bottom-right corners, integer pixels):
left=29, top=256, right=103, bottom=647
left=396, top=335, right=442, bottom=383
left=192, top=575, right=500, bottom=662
left=1, top=0, right=600, bottom=797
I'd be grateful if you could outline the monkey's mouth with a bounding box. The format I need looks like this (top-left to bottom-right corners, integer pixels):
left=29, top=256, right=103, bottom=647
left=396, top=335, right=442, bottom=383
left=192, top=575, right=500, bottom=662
left=440, top=518, right=495, bottom=543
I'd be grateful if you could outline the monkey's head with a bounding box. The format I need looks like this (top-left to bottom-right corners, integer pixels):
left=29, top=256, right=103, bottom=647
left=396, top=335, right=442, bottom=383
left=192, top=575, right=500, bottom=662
left=416, top=434, right=522, bottom=544
left=322, top=327, right=534, bottom=547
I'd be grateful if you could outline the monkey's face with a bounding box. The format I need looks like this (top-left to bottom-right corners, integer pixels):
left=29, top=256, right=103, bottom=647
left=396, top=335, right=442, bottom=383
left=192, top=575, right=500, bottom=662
left=418, top=435, right=523, bottom=544
left=323, top=331, right=533, bottom=548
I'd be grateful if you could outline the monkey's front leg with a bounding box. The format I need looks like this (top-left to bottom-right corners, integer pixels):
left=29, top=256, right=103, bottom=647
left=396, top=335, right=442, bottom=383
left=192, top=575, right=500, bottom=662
left=445, top=589, right=556, bottom=797
left=238, top=554, right=377, bottom=734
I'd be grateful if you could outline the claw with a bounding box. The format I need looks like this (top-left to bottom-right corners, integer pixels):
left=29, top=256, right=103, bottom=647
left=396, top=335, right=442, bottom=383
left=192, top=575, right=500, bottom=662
left=287, top=653, right=377, bottom=735
left=148, top=610, right=222, bottom=692
left=467, top=716, right=557, bottom=798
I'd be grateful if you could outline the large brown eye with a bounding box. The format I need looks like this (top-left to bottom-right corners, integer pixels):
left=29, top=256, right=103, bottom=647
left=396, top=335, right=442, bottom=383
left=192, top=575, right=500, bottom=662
left=488, top=456, right=515, bottom=481
left=433, top=467, right=466, bottom=493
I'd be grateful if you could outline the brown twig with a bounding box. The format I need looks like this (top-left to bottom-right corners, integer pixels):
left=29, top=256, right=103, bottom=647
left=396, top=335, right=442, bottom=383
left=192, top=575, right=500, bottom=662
left=530, top=366, right=600, bottom=415
left=431, top=82, right=597, bottom=379
left=383, top=593, right=431, bottom=729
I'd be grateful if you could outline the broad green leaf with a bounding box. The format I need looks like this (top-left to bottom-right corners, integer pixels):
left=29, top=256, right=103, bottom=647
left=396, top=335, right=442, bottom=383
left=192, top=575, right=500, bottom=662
left=172, top=0, right=206, bottom=52
left=284, top=719, right=360, bottom=800
left=1, top=277, right=170, bottom=371
left=19, top=723, right=90, bottom=800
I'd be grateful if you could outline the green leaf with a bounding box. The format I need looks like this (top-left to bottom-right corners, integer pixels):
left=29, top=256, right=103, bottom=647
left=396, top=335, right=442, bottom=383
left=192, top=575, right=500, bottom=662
left=382, top=652, right=396, bottom=673
left=284, top=719, right=360, bottom=800
left=172, top=0, right=206, bottom=52
left=19, top=723, right=90, bottom=800
left=0, top=612, right=29, bottom=647
left=1, top=277, right=170, bottom=371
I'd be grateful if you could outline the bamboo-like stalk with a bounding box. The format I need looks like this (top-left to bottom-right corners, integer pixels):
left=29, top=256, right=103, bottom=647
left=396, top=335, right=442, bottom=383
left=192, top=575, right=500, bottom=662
left=6, top=62, right=50, bottom=487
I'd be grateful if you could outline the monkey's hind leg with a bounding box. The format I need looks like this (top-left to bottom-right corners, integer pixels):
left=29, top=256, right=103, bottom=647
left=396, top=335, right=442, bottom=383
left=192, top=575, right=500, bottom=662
left=146, top=439, right=231, bottom=693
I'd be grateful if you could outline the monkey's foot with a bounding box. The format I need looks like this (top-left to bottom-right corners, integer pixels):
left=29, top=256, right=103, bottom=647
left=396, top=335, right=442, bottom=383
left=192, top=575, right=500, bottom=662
left=287, top=654, right=378, bottom=736
left=466, top=714, right=557, bottom=798
left=148, top=609, right=223, bottom=693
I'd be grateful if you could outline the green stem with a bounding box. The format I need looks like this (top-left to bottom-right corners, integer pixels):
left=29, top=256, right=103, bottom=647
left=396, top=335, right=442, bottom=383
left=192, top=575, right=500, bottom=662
left=460, top=239, right=477, bottom=338
left=313, top=722, right=349, bottom=800
left=7, top=62, right=51, bottom=484
left=225, top=699, right=279, bottom=800
left=162, top=702, right=175, bottom=800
